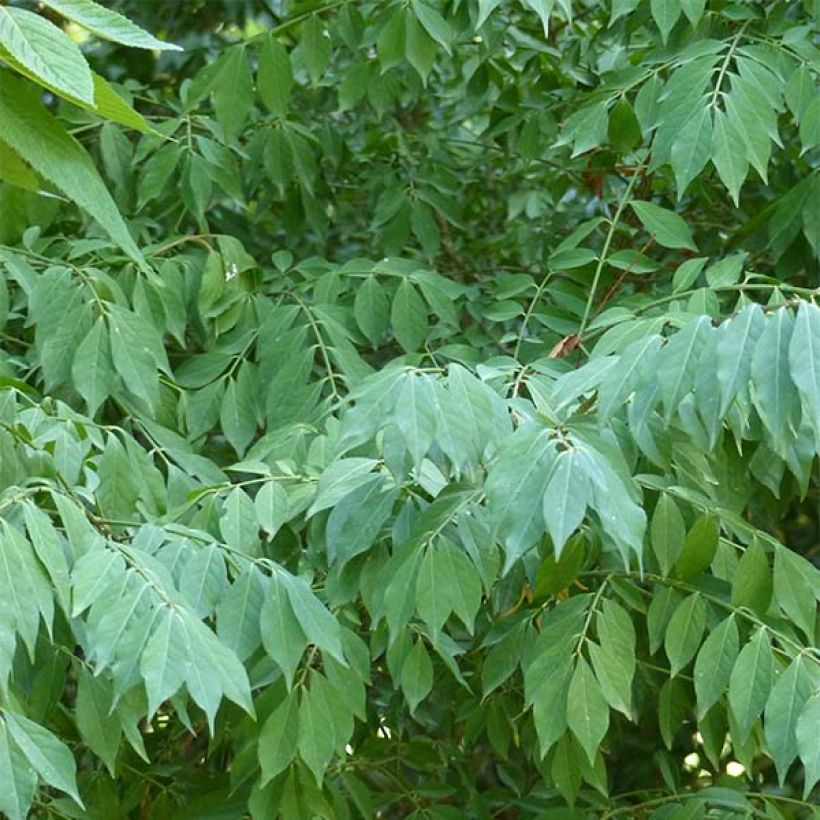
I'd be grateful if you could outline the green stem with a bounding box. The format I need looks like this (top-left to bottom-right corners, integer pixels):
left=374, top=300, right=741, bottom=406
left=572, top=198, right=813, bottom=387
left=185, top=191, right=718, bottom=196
left=578, top=164, right=644, bottom=339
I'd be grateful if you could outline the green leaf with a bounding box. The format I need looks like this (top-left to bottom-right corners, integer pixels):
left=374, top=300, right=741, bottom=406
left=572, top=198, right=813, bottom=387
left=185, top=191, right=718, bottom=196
left=651, top=0, right=681, bottom=43
left=650, top=494, right=685, bottom=577
left=395, top=372, right=437, bottom=468
left=180, top=544, right=227, bottom=618
left=773, top=548, right=817, bottom=642
left=75, top=668, right=121, bottom=776
left=711, top=108, right=748, bottom=205
left=728, top=628, right=774, bottom=742
left=301, top=15, right=331, bottom=86
left=588, top=641, right=632, bottom=719
left=784, top=65, right=814, bottom=124
left=401, top=638, right=433, bottom=714
left=297, top=681, right=336, bottom=784
left=260, top=576, right=307, bottom=688
left=281, top=573, right=345, bottom=664
left=751, top=309, right=799, bottom=455
left=796, top=694, right=820, bottom=798
left=72, top=317, right=116, bottom=416
left=258, top=692, right=299, bottom=785
left=731, top=540, right=772, bottom=615
left=664, top=592, right=706, bottom=676
left=542, top=447, right=589, bottom=557
left=716, top=303, right=764, bottom=417
left=0, top=719, right=37, bottom=820
left=0, top=75, right=146, bottom=267
left=95, top=435, right=140, bottom=521
left=139, top=607, right=188, bottom=718
left=531, top=654, right=573, bottom=757
left=354, top=276, right=389, bottom=346
left=405, top=11, right=436, bottom=83
left=0, top=6, right=93, bottom=103
left=799, top=96, right=820, bottom=152
left=216, top=566, right=265, bottom=661
left=221, top=373, right=257, bottom=458
left=5, top=712, right=82, bottom=806
left=705, top=252, right=745, bottom=288
left=36, top=0, right=180, bottom=50
left=377, top=7, right=405, bottom=71
left=672, top=257, right=707, bottom=293
left=671, top=107, right=712, bottom=197
left=476, top=0, right=504, bottom=28
left=255, top=480, right=289, bottom=540
left=391, top=280, right=428, bottom=353
left=0, top=141, right=38, bottom=191
left=327, top=477, right=396, bottom=568
left=412, top=1, right=452, bottom=53
left=220, top=487, right=259, bottom=553
left=630, top=200, right=697, bottom=251
left=607, top=98, right=641, bottom=152
left=22, top=502, right=71, bottom=613
left=789, top=301, right=820, bottom=437
left=674, top=514, right=718, bottom=581
left=108, top=303, right=168, bottom=388
left=257, top=34, right=292, bottom=117
left=310, top=458, right=380, bottom=515
left=681, top=0, right=706, bottom=25
left=214, top=45, right=253, bottom=141
left=486, top=426, right=558, bottom=570
left=693, top=615, right=738, bottom=719
left=567, top=657, right=609, bottom=764
left=763, top=656, right=814, bottom=784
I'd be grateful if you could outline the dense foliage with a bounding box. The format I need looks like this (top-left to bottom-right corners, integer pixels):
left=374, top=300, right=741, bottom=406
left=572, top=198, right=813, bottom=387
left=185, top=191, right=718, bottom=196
left=0, top=0, right=818, bottom=817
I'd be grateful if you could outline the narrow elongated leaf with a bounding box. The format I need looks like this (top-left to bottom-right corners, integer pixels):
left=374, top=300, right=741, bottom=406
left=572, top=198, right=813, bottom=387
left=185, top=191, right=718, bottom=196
left=37, top=0, right=180, bottom=50
left=260, top=577, right=307, bottom=688
left=651, top=0, right=681, bottom=43
left=664, top=592, right=706, bottom=675
left=763, top=656, right=814, bottom=783
left=401, top=638, right=434, bottom=714
left=630, top=201, right=697, bottom=251
left=789, top=301, right=820, bottom=436
left=675, top=514, right=718, bottom=581
left=0, top=720, right=37, bottom=820
left=75, top=669, right=121, bottom=776
left=0, top=6, right=93, bottom=103
left=543, top=447, right=589, bottom=557
left=258, top=34, right=292, bottom=116
left=214, top=45, right=253, bottom=141
left=567, top=657, right=609, bottom=763
left=0, top=75, right=145, bottom=267
left=731, top=540, right=772, bottom=615
left=671, top=107, right=712, bottom=197
left=216, top=566, right=265, bottom=660
left=298, top=681, right=335, bottom=785
left=5, top=712, right=82, bottom=806
left=796, top=694, right=820, bottom=798
left=773, top=548, right=817, bottom=642
left=258, top=692, right=299, bottom=784
left=391, top=280, right=428, bottom=353
left=281, top=573, right=345, bottom=663
left=751, top=309, right=800, bottom=455
left=693, top=615, right=738, bottom=718
left=712, top=108, right=748, bottom=205
left=716, top=303, right=764, bottom=416
left=486, top=426, right=558, bottom=570
left=72, top=317, right=116, bottom=416
left=395, top=372, right=437, bottom=468
left=728, top=628, right=774, bottom=742
left=650, top=494, right=685, bottom=576
left=139, top=607, right=188, bottom=718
